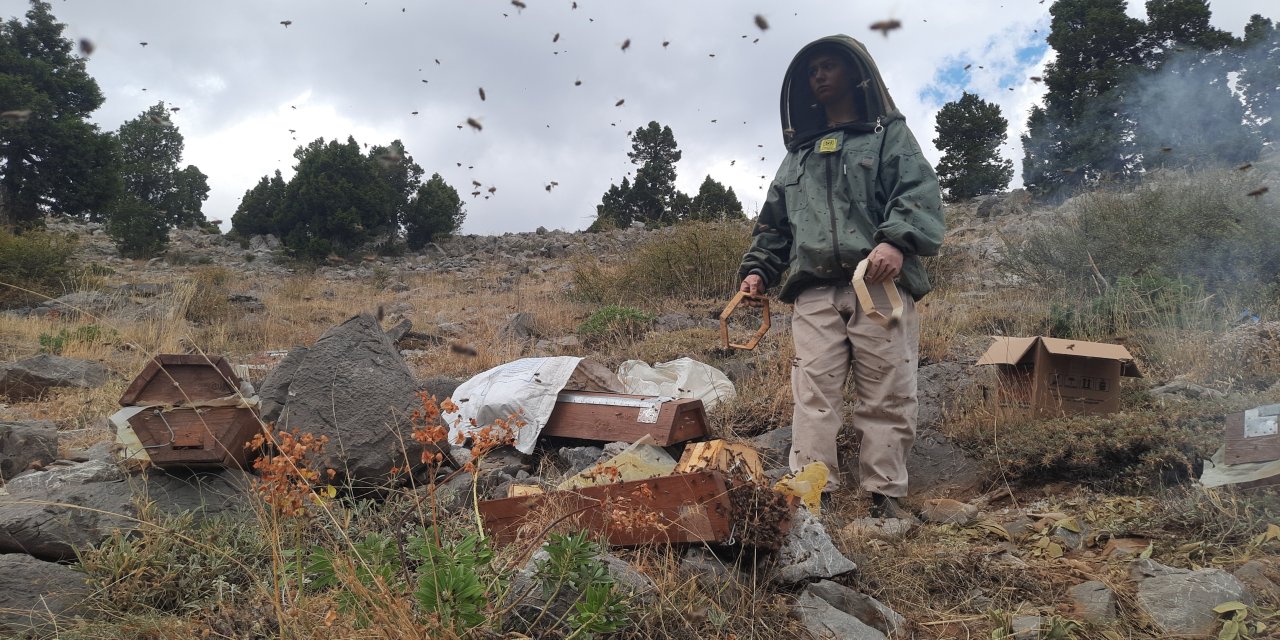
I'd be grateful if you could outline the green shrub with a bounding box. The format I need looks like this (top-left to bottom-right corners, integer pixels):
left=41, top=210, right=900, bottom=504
left=107, top=195, right=170, bottom=259
left=38, top=324, right=115, bottom=355
left=578, top=305, right=654, bottom=342
left=571, top=221, right=752, bottom=304
left=77, top=512, right=271, bottom=614
left=0, top=229, right=77, bottom=306
left=1002, top=168, right=1280, bottom=298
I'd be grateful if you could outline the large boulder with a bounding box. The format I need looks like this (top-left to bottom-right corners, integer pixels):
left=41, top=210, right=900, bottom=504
left=0, top=554, right=88, bottom=635
left=794, top=590, right=886, bottom=640
left=0, top=354, right=109, bottom=401
left=0, top=421, right=59, bottom=480
left=803, top=580, right=904, bottom=637
left=906, top=428, right=983, bottom=497
left=256, top=313, right=448, bottom=486
left=0, top=458, right=253, bottom=561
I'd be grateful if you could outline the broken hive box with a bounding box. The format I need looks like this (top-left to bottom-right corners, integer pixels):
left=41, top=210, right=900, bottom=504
left=675, top=439, right=765, bottom=483
left=1225, top=404, right=1280, bottom=465
left=479, top=470, right=794, bottom=549
left=976, top=336, right=1142, bottom=417
left=541, top=391, right=708, bottom=446
left=119, top=354, right=261, bottom=470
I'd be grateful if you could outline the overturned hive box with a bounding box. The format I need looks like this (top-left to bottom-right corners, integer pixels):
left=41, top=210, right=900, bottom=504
left=479, top=470, right=794, bottom=549
left=541, top=391, right=708, bottom=446
left=119, top=354, right=261, bottom=470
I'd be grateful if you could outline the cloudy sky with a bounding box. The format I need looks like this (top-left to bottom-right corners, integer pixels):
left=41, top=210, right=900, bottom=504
left=25, top=0, right=1273, bottom=234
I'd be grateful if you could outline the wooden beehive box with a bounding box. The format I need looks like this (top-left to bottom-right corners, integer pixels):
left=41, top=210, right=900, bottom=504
left=120, top=354, right=261, bottom=470
left=542, top=391, right=708, bottom=446
left=1225, top=404, right=1280, bottom=465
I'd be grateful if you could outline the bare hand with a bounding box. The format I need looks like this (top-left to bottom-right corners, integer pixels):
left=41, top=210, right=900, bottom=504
left=866, top=243, right=903, bottom=283
left=740, top=274, right=765, bottom=307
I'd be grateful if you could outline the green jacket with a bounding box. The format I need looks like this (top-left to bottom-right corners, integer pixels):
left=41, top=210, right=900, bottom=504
left=738, top=35, right=944, bottom=303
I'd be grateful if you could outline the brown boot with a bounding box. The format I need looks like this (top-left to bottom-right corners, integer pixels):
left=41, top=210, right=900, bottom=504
left=870, top=493, right=919, bottom=523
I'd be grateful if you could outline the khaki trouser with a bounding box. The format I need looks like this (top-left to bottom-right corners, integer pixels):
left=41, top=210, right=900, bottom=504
left=789, top=282, right=920, bottom=497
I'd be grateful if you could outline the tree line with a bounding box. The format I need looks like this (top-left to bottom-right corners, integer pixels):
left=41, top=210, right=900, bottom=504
left=933, top=0, right=1277, bottom=202
left=0, top=1, right=464, bottom=261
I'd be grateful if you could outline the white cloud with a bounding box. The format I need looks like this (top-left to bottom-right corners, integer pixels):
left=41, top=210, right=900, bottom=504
left=36, top=0, right=1276, bottom=233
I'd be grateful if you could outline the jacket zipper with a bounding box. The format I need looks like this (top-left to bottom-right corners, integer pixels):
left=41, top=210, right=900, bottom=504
left=824, top=152, right=843, bottom=277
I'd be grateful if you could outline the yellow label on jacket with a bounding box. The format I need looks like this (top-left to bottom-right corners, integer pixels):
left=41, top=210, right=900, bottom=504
left=817, top=137, right=839, bottom=153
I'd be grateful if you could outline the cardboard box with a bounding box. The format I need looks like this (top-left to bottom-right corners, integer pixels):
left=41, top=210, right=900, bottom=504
left=976, top=336, right=1142, bottom=416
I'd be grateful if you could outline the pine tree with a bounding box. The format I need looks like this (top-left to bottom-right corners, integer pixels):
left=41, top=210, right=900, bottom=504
left=403, top=173, right=464, bottom=250
left=592, top=121, right=683, bottom=229
left=688, top=175, right=744, bottom=221
left=1022, top=0, right=1145, bottom=194
left=932, top=92, right=1013, bottom=201
left=1237, top=15, right=1279, bottom=143
left=1128, top=0, right=1258, bottom=169
left=231, top=170, right=286, bottom=237
left=0, top=0, right=119, bottom=226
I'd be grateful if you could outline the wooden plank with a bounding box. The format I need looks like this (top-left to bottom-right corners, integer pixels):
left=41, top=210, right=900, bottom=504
left=479, top=471, right=735, bottom=547
left=507, top=484, right=545, bottom=498
left=128, top=407, right=261, bottom=469
left=541, top=392, right=708, bottom=446
left=674, top=440, right=765, bottom=483
left=1225, top=410, right=1280, bottom=465
left=119, top=355, right=241, bottom=406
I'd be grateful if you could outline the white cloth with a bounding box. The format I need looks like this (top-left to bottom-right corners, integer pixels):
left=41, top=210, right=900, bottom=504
left=616, top=357, right=737, bottom=411
left=443, top=356, right=583, bottom=454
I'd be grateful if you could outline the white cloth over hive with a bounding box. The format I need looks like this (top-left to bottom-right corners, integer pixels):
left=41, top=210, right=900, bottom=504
left=617, top=357, right=736, bottom=411
left=444, top=356, right=585, bottom=454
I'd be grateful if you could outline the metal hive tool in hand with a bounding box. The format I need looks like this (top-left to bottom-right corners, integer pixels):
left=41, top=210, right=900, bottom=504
left=719, top=291, right=770, bottom=350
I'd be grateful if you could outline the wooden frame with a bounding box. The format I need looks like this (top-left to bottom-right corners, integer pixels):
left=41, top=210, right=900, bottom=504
left=119, top=354, right=242, bottom=406
left=541, top=391, right=708, bottom=445
left=127, top=406, right=262, bottom=469
left=719, top=291, right=771, bottom=351
left=851, top=258, right=904, bottom=328
left=479, top=471, right=736, bottom=546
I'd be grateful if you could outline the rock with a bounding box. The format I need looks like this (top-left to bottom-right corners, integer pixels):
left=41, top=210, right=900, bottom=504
left=477, top=447, right=532, bottom=478
left=1150, top=379, right=1226, bottom=400
left=557, top=445, right=604, bottom=474
left=506, top=547, right=655, bottom=636
left=803, top=580, right=904, bottom=637
left=499, top=312, right=537, bottom=344
left=842, top=517, right=915, bottom=542
left=750, top=425, right=793, bottom=470
left=420, top=376, right=463, bottom=403
left=1051, top=520, right=1090, bottom=551
left=1133, top=559, right=1254, bottom=637
left=794, top=590, right=887, bottom=640
left=0, top=421, right=59, bottom=480
left=1011, top=615, right=1043, bottom=640
left=0, top=554, right=88, bottom=635
left=920, top=498, right=978, bottom=525
left=1234, top=560, right=1279, bottom=599
left=680, top=547, right=734, bottom=589
left=916, top=362, right=981, bottom=429
left=436, top=322, right=465, bottom=336
left=256, top=345, right=310, bottom=423
left=0, top=460, right=254, bottom=560
left=45, top=291, right=127, bottom=318
left=385, top=318, right=413, bottom=343
left=1069, top=580, right=1117, bottom=623
left=654, top=313, right=713, bottom=332
left=773, top=508, right=856, bottom=584
left=258, top=314, right=451, bottom=486
left=227, top=293, right=265, bottom=312
left=0, top=355, right=109, bottom=401
left=906, top=428, right=983, bottom=497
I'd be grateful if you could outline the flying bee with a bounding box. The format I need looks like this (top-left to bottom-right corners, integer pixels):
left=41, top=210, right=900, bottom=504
left=1247, top=187, right=1269, bottom=197
left=1030, top=76, right=1043, bottom=82
left=488, top=186, right=496, bottom=194
left=79, top=38, right=94, bottom=55
left=662, top=40, right=670, bottom=48
left=869, top=19, right=902, bottom=36
left=479, top=87, right=486, bottom=101
left=471, top=180, right=482, bottom=187
left=574, top=79, right=582, bottom=86
left=511, top=0, right=526, bottom=8
left=1237, top=163, right=1253, bottom=171
left=280, top=20, right=292, bottom=27
left=615, top=98, right=625, bottom=107
left=466, top=117, right=482, bottom=131
left=621, top=38, right=631, bottom=51
left=755, top=14, right=769, bottom=30
left=553, top=33, right=560, bottom=42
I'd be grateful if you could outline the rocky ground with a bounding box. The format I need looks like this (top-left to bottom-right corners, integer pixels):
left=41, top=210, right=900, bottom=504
left=1, top=169, right=1279, bottom=638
